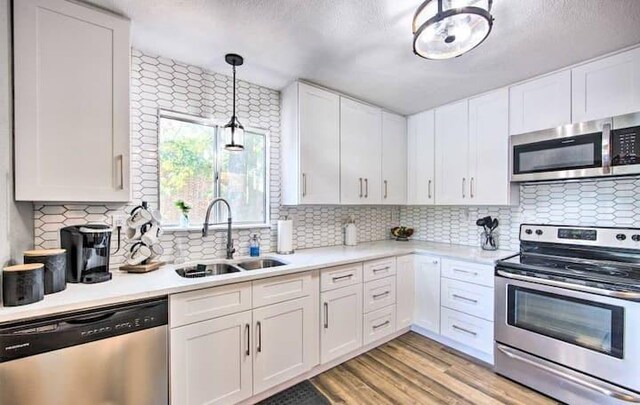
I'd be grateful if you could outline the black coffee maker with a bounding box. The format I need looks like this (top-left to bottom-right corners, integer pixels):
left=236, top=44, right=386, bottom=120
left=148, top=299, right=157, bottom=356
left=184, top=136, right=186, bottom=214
left=60, top=224, right=113, bottom=283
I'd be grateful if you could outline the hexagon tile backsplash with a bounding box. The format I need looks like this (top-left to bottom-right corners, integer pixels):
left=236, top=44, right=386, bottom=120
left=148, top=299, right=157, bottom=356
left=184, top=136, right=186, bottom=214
left=31, top=50, right=640, bottom=266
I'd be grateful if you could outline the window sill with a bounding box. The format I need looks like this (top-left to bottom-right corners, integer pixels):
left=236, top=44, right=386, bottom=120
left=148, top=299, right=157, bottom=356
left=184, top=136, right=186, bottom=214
left=163, top=223, right=271, bottom=233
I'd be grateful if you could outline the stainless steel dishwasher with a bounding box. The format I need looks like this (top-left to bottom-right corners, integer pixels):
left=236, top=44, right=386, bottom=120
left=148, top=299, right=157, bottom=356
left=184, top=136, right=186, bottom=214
left=0, top=297, right=168, bottom=405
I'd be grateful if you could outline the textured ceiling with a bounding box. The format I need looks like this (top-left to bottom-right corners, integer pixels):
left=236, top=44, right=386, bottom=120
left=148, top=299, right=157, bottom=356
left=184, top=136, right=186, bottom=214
left=86, top=0, right=640, bottom=115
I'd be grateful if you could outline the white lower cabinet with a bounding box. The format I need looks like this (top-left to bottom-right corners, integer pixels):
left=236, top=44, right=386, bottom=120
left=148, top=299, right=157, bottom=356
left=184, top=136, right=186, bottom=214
left=363, top=305, right=396, bottom=345
left=440, top=307, right=493, bottom=356
left=170, top=311, right=253, bottom=405
left=252, top=297, right=316, bottom=394
left=395, top=255, right=415, bottom=330
left=414, top=255, right=441, bottom=334
left=320, top=284, right=363, bottom=363
left=441, top=277, right=494, bottom=322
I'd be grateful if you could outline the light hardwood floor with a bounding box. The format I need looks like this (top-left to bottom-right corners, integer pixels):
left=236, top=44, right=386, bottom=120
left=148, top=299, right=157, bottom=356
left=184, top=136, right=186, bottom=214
left=311, top=332, right=559, bottom=404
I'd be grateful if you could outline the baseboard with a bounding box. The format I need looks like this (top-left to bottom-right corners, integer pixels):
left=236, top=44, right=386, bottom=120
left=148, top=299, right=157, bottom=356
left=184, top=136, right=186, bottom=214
left=410, top=324, right=494, bottom=366
left=240, top=326, right=412, bottom=404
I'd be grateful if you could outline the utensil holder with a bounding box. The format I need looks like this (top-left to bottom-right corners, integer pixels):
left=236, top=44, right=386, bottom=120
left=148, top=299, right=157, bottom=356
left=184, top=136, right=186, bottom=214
left=481, top=230, right=499, bottom=251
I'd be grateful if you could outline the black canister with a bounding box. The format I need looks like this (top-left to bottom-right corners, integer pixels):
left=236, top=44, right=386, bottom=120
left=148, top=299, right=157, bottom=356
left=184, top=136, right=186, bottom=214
left=2, top=264, right=45, bottom=306
left=23, top=249, right=67, bottom=294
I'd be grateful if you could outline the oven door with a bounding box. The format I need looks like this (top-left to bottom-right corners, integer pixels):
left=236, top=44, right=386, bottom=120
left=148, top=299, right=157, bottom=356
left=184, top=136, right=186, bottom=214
left=495, top=273, right=640, bottom=393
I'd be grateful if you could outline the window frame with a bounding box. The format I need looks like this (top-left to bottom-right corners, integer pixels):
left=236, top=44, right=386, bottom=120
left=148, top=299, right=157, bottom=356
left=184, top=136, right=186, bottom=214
left=157, top=109, right=270, bottom=231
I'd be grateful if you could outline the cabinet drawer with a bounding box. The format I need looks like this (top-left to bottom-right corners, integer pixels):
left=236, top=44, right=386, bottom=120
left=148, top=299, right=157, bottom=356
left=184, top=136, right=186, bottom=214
left=363, top=305, right=396, bottom=345
left=441, top=307, right=493, bottom=355
left=363, top=257, right=396, bottom=282
left=441, top=278, right=493, bottom=321
left=441, top=259, right=494, bottom=287
left=321, top=263, right=363, bottom=292
left=252, top=271, right=314, bottom=308
left=170, top=282, right=252, bottom=328
left=363, top=276, right=396, bottom=313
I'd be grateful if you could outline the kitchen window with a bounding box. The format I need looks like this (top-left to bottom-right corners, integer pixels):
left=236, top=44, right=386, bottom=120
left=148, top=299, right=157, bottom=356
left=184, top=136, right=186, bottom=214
left=158, top=111, right=268, bottom=228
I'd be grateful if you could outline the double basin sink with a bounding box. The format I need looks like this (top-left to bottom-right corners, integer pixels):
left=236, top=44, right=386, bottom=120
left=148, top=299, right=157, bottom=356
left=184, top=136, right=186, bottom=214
left=175, top=258, right=287, bottom=278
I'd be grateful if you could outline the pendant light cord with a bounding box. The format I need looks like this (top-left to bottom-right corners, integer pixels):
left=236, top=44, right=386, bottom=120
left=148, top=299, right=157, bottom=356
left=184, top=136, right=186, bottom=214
left=232, top=65, right=237, bottom=121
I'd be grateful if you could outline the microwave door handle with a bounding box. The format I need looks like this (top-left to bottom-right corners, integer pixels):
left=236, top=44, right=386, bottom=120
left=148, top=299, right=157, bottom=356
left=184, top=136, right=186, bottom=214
left=602, top=122, right=612, bottom=174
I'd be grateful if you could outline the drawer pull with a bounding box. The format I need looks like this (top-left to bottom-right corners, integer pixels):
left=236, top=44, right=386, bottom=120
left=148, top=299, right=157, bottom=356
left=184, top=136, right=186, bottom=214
left=332, top=274, right=353, bottom=282
left=372, top=266, right=390, bottom=273
left=452, top=294, right=478, bottom=304
left=372, top=291, right=390, bottom=300
left=452, top=324, right=477, bottom=337
left=324, top=302, right=329, bottom=329
left=372, top=320, right=390, bottom=330
left=453, top=268, right=478, bottom=276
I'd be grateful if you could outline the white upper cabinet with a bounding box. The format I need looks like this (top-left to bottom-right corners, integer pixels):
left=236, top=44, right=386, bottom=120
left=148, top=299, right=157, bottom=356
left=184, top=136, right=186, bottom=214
left=407, top=110, right=435, bottom=205
left=14, top=0, right=130, bottom=202
left=381, top=112, right=407, bottom=205
left=435, top=100, right=469, bottom=205
left=468, top=89, right=518, bottom=205
left=281, top=82, right=341, bottom=205
left=509, top=70, right=571, bottom=135
left=572, top=47, right=640, bottom=122
left=340, top=97, right=382, bottom=205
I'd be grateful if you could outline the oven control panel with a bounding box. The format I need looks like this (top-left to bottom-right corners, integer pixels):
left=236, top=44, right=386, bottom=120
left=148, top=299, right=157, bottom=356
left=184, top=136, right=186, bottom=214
left=521, top=224, right=640, bottom=249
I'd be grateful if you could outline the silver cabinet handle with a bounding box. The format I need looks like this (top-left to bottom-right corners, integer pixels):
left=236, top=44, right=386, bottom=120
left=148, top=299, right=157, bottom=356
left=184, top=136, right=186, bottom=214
left=256, top=321, right=262, bottom=353
left=116, top=154, right=124, bottom=190
left=332, top=274, right=353, bottom=282
left=364, top=178, right=368, bottom=198
left=432, top=260, right=439, bottom=265
left=452, top=294, right=478, bottom=304
left=470, top=177, right=474, bottom=198
left=452, top=324, right=477, bottom=336
left=372, top=320, right=390, bottom=330
left=383, top=180, right=388, bottom=199
left=602, top=122, right=612, bottom=174
left=245, top=323, right=250, bottom=356
left=462, top=177, right=466, bottom=198
left=302, top=173, right=307, bottom=197
left=453, top=268, right=478, bottom=276
left=324, top=302, right=329, bottom=329
left=496, top=345, right=640, bottom=403
left=372, top=291, right=390, bottom=300
left=373, top=266, right=390, bottom=273
left=359, top=178, right=363, bottom=198
left=428, top=179, right=432, bottom=199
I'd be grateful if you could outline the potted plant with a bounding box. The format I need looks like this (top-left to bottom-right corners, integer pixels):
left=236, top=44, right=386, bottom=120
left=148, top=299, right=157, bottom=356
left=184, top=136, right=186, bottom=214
left=175, top=200, right=192, bottom=228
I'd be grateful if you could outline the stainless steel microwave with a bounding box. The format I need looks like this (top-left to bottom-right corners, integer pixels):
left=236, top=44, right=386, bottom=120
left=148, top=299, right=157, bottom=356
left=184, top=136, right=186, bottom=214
left=510, top=112, right=640, bottom=182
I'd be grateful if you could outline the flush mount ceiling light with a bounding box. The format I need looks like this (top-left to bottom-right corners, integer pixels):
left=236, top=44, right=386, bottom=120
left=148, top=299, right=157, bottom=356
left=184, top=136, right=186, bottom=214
left=224, top=53, right=245, bottom=151
left=412, top=0, right=494, bottom=60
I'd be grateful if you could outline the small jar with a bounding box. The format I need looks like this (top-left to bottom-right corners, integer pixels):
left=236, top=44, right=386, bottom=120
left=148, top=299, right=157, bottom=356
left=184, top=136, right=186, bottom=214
left=3, top=263, right=45, bottom=306
left=480, top=231, right=499, bottom=251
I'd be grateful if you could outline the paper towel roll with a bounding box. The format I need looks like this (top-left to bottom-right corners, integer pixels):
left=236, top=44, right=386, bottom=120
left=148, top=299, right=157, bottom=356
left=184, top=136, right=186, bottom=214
left=277, top=219, right=294, bottom=254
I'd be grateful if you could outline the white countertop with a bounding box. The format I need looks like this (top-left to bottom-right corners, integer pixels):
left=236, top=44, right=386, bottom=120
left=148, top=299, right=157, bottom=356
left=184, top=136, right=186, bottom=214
left=0, top=240, right=515, bottom=324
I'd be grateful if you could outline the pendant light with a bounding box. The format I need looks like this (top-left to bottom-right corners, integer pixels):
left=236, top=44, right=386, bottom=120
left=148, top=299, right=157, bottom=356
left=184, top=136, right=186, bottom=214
left=224, top=53, right=245, bottom=151
left=412, top=0, right=494, bottom=60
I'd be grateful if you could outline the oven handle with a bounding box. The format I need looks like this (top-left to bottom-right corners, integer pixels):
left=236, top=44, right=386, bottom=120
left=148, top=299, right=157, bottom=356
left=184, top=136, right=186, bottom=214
left=496, top=270, right=640, bottom=301
left=496, top=345, right=640, bottom=403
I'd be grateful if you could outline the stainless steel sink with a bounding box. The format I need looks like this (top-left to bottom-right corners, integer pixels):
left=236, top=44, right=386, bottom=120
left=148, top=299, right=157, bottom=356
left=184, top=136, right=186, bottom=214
left=236, top=258, right=288, bottom=271
left=175, top=263, right=241, bottom=278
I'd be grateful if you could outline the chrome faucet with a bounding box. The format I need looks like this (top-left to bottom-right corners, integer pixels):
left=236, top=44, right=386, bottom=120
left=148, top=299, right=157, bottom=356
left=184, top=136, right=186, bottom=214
left=202, top=197, right=235, bottom=259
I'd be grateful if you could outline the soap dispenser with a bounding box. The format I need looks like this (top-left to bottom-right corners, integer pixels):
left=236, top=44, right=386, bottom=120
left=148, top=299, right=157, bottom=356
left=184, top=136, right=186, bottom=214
left=344, top=215, right=357, bottom=246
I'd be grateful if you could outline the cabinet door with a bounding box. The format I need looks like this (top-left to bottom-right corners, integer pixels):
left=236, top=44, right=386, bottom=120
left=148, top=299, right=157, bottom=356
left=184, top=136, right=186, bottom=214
left=435, top=100, right=469, bottom=205
left=414, top=255, right=441, bottom=334
left=252, top=297, right=316, bottom=394
left=572, top=47, right=640, bottom=122
left=298, top=83, right=341, bottom=204
left=396, top=255, right=415, bottom=330
left=509, top=70, right=571, bottom=135
left=340, top=98, right=382, bottom=204
left=381, top=112, right=407, bottom=205
left=468, top=88, right=516, bottom=205
left=407, top=110, right=435, bottom=205
left=14, top=0, right=130, bottom=202
left=320, top=284, right=363, bottom=363
left=171, top=311, right=253, bottom=405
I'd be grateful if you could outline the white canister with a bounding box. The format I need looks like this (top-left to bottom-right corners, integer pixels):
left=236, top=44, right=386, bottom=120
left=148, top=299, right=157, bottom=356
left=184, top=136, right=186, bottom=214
left=344, top=216, right=357, bottom=246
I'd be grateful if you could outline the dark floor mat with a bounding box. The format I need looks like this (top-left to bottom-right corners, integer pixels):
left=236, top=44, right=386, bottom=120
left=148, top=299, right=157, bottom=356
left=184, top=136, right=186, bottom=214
left=259, top=380, right=330, bottom=405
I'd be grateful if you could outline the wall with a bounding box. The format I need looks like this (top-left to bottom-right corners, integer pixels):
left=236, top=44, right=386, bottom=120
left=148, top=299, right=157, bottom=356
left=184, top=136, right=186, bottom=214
left=400, top=176, right=640, bottom=251
left=33, top=49, right=398, bottom=268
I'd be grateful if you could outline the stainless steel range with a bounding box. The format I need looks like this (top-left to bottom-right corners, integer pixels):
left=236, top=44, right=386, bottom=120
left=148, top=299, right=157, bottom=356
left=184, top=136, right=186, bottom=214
left=495, top=224, right=640, bottom=405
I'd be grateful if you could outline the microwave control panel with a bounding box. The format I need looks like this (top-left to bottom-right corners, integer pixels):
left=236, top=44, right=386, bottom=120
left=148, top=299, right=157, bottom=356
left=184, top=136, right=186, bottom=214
left=611, top=126, right=639, bottom=166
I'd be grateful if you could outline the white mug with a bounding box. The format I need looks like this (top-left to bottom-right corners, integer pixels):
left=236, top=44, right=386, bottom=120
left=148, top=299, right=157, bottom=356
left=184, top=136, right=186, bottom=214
left=149, top=244, right=164, bottom=259
left=127, top=242, right=152, bottom=266
left=127, top=207, right=152, bottom=229
left=126, top=225, right=144, bottom=241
